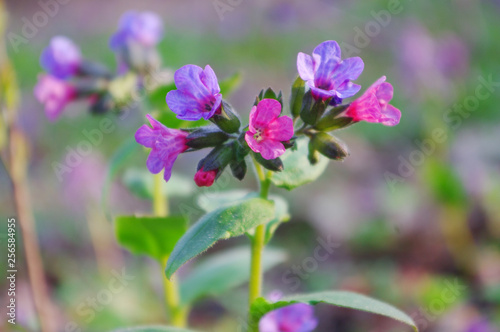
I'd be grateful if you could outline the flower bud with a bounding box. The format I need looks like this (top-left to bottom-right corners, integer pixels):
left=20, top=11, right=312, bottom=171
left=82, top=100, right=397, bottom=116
left=194, top=167, right=217, bottom=187
left=300, top=91, right=328, bottom=125
left=186, top=126, right=230, bottom=149
left=314, top=104, right=353, bottom=131
left=307, top=140, right=321, bottom=165
left=210, top=100, right=241, bottom=134
left=197, top=143, right=234, bottom=182
left=309, top=132, right=349, bottom=161
left=290, top=76, right=306, bottom=118
left=253, top=152, right=284, bottom=172
left=230, top=159, right=247, bottom=181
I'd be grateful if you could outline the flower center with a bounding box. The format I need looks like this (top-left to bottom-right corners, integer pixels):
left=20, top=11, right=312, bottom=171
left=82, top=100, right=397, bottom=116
left=253, top=128, right=264, bottom=142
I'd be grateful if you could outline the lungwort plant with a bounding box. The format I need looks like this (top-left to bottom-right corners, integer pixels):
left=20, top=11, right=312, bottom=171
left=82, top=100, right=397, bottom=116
left=36, top=11, right=416, bottom=332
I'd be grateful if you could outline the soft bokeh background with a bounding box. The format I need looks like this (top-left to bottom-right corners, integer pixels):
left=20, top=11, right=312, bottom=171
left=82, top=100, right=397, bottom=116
left=1, top=0, right=500, bottom=331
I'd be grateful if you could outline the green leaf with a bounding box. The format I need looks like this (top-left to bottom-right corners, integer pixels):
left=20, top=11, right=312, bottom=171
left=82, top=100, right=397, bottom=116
left=250, top=291, right=418, bottom=332
left=219, top=72, right=242, bottom=97
left=180, top=246, right=287, bottom=306
left=196, top=190, right=290, bottom=243
left=102, top=137, right=141, bottom=219
left=111, top=326, right=198, bottom=332
left=115, top=215, right=188, bottom=261
left=122, top=168, right=194, bottom=200
left=165, top=198, right=275, bottom=279
left=271, top=138, right=329, bottom=190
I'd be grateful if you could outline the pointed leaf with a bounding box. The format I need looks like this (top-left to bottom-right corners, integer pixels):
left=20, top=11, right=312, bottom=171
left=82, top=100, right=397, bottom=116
left=250, top=291, right=418, bottom=332
left=115, top=215, right=188, bottom=261
left=180, top=247, right=287, bottom=306
left=166, top=198, right=275, bottom=279
left=271, top=138, right=329, bottom=190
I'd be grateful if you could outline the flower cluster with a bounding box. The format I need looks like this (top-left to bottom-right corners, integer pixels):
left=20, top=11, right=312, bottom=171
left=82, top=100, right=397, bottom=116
left=134, top=40, right=402, bottom=189
left=137, top=63, right=294, bottom=187
left=35, top=11, right=164, bottom=121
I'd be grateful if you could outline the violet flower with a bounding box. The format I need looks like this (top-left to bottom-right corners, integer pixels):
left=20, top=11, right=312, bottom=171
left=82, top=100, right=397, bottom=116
left=344, top=76, right=401, bottom=126
left=135, top=114, right=189, bottom=182
left=259, top=303, right=318, bottom=332
left=110, top=11, right=164, bottom=51
left=297, top=40, right=364, bottom=102
left=166, top=64, right=223, bottom=121
left=245, top=99, right=294, bottom=160
left=40, top=36, right=82, bottom=79
left=34, top=74, right=77, bottom=122
left=466, top=319, right=497, bottom=332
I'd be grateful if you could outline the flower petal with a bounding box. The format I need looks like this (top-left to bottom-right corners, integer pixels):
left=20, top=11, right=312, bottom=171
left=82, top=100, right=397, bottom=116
left=336, top=82, right=361, bottom=99
left=312, top=40, right=341, bottom=67
left=297, top=52, right=314, bottom=82
left=258, top=140, right=286, bottom=160
left=380, top=104, right=401, bottom=126
left=146, top=150, right=165, bottom=174
left=250, top=99, right=281, bottom=129
left=135, top=124, right=156, bottom=148
left=266, top=116, right=294, bottom=141
left=333, top=57, right=364, bottom=83
left=201, top=65, right=220, bottom=95
left=376, top=82, right=394, bottom=105
left=173, top=64, right=210, bottom=101
left=166, top=89, right=205, bottom=121
left=309, top=85, right=336, bottom=100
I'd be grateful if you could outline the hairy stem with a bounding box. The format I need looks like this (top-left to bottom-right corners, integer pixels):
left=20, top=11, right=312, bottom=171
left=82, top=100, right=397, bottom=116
left=248, top=157, right=272, bottom=329
left=153, top=173, right=186, bottom=327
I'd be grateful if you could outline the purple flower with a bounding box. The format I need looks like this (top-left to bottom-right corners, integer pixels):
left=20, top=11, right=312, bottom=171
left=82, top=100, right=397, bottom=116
left=34, top=74, right=77, bottom=122
left=245, top=99, right=294, bottom=160
left=259, top=303, right=318, bottom=332
left=110, top=11, right=164, bottom=50
left=135, top=114, right=189, bottom=182
left=344, top=76, right=401, bottom=126
left=466, top=319, right=497, bottom=332
left=166, top=64, right=223, bottom=121
left=40, top=36, right=82, bottom=79
left=297, top=40, right=364, bottom=102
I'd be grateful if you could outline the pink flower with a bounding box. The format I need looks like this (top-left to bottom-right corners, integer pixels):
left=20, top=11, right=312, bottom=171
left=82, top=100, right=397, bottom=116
left=344, top=76, right=401, bottom=126
left=245, top=99, right=294, bottom=160
left=194, top=167, right=217, bottom=187
left=135, top=114, right=189, bottom=182
left=34, top=74, right=77, bottom=122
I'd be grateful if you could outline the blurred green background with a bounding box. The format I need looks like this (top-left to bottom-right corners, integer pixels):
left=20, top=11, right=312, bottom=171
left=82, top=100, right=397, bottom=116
left=1, top=0, right=500, bottom=331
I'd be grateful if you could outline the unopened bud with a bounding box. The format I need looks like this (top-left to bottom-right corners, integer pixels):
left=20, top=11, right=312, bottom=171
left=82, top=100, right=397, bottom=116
left=186, top=126, right=230, bottom=149
left=210, top=101, right=241, bottom=134
left=230, top=159, right=247, bottom=181
left=254, top=152, right=284, bottom=172
left=310, top=132, right=349, bottom=160
left=290, top=76, right=306, bottom=118
left=314, top=105, right=353, bottom=131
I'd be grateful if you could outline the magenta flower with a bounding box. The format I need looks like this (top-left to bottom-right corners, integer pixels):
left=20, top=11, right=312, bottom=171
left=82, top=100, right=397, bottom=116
left=194, top=167, right=217, bottom=187
left=344, top=76, right=401, bottom=126
left=110, top=11, right=164, bottom=50
left=259, top=303, right=318, bottom=332
left=166, top=64, right=222, bottom=121
left=135, top=114, right=189, bottom=182
left=297, top=40, right=364, bottom=102
left=34, top=74, right=77, bottom=122
left=40, top=36, right=82, bottom=79
left=245, top=99, right=294, bottom=160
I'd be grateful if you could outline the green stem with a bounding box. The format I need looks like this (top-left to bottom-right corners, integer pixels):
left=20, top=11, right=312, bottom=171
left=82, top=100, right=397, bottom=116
left=248, top=157, right=272, bottom=327
left=153, top=173, right=186, bottom=327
